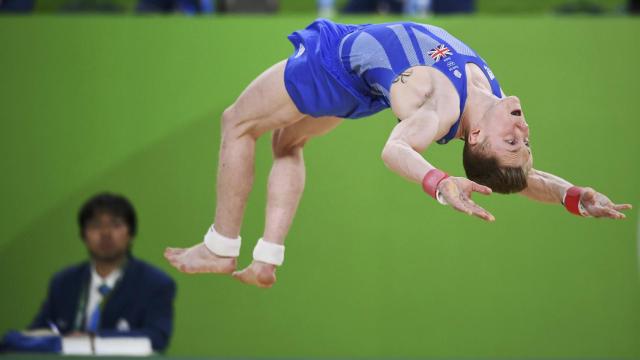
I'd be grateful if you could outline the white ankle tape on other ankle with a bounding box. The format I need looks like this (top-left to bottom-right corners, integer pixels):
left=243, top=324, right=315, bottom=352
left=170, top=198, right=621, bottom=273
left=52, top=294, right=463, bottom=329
left=252, top=238, right=285, bottom=266
left=203, top=225, right=241, bottom=257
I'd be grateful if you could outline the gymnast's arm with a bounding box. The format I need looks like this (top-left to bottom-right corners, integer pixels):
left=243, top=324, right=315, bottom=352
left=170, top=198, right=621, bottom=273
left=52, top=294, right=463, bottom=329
left=519, top=169, right=572, bottom=204
left=520, top=169, right=632, bottom=219
left=381, top=102, right=495, bottom=222
left=380, top=105, right=439, bottom=183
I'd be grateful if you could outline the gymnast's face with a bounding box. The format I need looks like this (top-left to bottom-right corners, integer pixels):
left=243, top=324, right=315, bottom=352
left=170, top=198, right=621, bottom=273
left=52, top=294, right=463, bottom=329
left=83, top=212, right=131, bottom=263
left=475, top=95, right=532, bottom=169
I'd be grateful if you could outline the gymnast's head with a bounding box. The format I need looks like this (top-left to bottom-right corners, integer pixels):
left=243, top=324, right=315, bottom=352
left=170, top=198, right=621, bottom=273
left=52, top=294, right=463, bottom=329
left=462, top=95, right=532, bottom=194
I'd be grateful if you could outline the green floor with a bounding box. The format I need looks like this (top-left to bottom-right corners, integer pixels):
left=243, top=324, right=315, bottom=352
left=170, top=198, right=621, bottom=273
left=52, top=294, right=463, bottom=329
left=0, top=15, right=639, bottom=358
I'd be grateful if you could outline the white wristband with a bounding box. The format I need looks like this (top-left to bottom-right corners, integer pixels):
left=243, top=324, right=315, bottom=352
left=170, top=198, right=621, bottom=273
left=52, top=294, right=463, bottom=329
left=435, top=189, right=448, bottom=205
left=252, top=238, right=285, bottom=266
left=203, top=225, right=241, bottom=257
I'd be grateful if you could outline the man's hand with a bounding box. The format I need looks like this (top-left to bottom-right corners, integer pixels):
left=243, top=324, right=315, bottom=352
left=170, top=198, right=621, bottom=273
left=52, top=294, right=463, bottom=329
left=579, top=187, right=632, bottom=219
left=437, top=177, right=495, bottom=222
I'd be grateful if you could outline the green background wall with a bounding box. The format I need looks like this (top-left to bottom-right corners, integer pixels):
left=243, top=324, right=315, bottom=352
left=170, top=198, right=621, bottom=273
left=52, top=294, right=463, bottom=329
left=0, top=15, right=639, bottom=358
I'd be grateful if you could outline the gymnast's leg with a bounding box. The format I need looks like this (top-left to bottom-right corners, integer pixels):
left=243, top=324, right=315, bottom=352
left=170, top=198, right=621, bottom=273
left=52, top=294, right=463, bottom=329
left=164, top=60, right=305, bottom=274
left=233, top=116, right=342, bottom=287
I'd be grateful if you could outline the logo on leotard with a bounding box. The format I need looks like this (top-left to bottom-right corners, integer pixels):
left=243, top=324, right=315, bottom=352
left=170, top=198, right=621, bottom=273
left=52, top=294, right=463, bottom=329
left=428, top=44, right=452, bottom=62
left=295, top=44, right=306, bottom=58
left=483, top=65, right=495, bottom=80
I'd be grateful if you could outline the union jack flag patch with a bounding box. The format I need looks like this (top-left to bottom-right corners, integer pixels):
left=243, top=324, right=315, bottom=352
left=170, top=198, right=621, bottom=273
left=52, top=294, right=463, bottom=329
left=428, top=44, right=452, bottom=62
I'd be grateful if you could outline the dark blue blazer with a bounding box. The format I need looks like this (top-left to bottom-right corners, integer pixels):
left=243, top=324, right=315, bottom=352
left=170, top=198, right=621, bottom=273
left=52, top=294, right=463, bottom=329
left=30, top=257, right=176, bottom=352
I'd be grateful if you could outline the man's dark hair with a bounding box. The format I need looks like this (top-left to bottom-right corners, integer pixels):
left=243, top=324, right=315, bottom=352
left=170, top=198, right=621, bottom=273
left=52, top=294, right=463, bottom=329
left=78, top=192, right=137, bottom=238
left=462, top=141, right=528, bottom=194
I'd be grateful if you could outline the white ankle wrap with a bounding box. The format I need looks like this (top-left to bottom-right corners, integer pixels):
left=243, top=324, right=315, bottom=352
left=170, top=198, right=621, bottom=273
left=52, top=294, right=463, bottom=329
left=252, top=238, right=285, bottom=266
left=203, top=225, right=241, bottom=257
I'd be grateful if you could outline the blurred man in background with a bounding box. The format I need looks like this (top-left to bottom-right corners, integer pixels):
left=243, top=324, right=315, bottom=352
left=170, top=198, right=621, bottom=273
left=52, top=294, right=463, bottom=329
left=30, top=193, right=176, bottom=352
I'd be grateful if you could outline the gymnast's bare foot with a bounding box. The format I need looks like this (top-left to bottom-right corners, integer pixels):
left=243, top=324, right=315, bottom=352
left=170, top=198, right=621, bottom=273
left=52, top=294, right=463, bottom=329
left=232, top=261, right=277, bottom=288
left=164, top=243, right=236, bottom=274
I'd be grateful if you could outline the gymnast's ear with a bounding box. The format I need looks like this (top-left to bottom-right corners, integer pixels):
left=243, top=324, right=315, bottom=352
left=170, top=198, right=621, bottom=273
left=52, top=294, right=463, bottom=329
left=467, top=128, right=481, bottom=145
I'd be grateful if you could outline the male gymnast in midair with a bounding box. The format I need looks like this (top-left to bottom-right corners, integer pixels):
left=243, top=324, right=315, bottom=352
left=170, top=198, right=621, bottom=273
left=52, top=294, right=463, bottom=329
left=164, top=19, right=632, bottom=288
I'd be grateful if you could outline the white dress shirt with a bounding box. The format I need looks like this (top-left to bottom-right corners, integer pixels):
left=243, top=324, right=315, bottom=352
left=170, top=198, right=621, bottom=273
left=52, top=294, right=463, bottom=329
left=84, top=265, right=122, bottom=329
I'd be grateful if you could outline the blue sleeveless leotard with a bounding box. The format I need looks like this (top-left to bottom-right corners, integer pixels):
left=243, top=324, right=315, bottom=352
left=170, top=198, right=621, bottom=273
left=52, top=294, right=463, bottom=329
left=284, top=19, right=503, bottom=144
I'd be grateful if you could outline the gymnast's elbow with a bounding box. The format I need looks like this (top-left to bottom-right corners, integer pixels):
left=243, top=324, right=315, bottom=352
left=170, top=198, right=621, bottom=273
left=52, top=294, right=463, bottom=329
left=381, top=141, right=403, bottom=169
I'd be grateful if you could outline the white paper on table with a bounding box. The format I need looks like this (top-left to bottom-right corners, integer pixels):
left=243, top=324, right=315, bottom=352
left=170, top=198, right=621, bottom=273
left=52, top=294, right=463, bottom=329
left=94, top=336, right=153, bottom=356
left=62, top=336, right=92, bottom=355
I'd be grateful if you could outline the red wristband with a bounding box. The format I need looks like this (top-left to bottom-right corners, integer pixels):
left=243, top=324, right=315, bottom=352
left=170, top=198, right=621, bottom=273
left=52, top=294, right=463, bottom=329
left=563, top=186, right=585, bottom=216
left=422, top=169, right=449, bottom=200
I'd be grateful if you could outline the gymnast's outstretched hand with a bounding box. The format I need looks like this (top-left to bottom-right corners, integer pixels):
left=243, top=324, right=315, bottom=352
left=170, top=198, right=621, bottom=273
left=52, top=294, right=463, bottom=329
left=579, top=187, right=632, bottom=219
left=437, top=176, right=496, bottom=222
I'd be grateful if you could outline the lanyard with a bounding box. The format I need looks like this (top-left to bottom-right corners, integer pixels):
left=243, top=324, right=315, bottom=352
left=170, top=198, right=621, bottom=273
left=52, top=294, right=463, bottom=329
left=73, top=282, right=89, bottom=331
